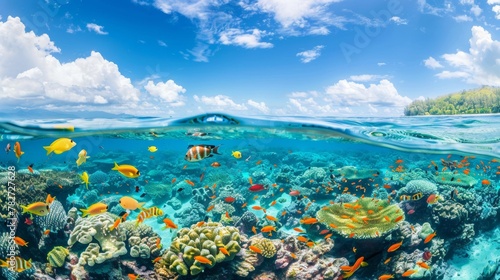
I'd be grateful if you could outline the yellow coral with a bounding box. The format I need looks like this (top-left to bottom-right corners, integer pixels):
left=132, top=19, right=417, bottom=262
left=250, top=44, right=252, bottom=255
left=252, top=238, right=276, bottom=258
left=316, top=197, right=404, bottom=239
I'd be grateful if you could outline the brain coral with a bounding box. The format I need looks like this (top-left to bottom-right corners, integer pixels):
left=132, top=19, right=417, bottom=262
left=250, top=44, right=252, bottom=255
left=398, top=180, right=437, bottom=197
left=251, top=237, right=276, bottom=258
left=162, top=221, right=241, bottom=276
left=316, top=197, right=404, bottom=239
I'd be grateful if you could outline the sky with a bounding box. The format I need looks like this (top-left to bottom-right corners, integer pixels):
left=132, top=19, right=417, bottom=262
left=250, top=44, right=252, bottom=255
left=1, top=0, right=500, bottom=118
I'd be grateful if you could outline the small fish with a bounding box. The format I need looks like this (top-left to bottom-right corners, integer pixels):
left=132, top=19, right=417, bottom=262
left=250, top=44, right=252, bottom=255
left=148, top=146, right=158, bottom=152
left=401, top=269, right=417, bottom=277
left=224, top=197, right=235, bottom=203
left=163, top=218, right=178, bottom=229
left=14, top=142, right=24, bottom=162
left=211, top=162, right=221, bottom=167
left=194, top=255, right=212, bottom=265
left=260, top=225, right=276, bottom=234
left=24, top=217, right=33, bottom=225
left=21, top=201, right=50, bottom=217
left=43, top=229, right=51, bottom=235
left=27, top=164, right=34, bottom=173
left=324, top=233, right=332, bottom=239
left=353, top=247, right=357, bottom=253
left=109, top=218, right=122, bottom=231
left=252, top=205, right=265, bottom=211
left=207, top=205, right=215, bottom=212
left=424, top=232, right=436, bottom=243
left=387, top=240, right=403, bottom=252
left=46, top=194, right=55, bottom=204
left=407, top=209, right=415, bottom=215
left=135, top=186, right=140, bottom=192
left=248, top=245, right=262, bottom=254
left=76, top=149, right=90, bottom=166
left=300, top=217, right=318, bottom=224
left=297, top=236, right=308, bottom=242
left=219, top=247, right=229, bottom=255
left=13, top=237, right=28, bottom=247
left=5, top=143, right=10, bottom=153
left=140, top=193, right=147, bottom=197
left=251, top=226, right=257, bottom=234
left=80, top=202, right=108, bottom=217
left=185, top=145, right=221, bottom=162
left=293, top=227, right=304, bottom=233
left=426, top=194, right=438, bottom=204
left=378, top=275, right=394, bottom=280
left=0, top=256, right=32, bottom=273
left=171, top=178, right=177, bottom=184
left=481, top=179, right=491, bottom=185
left=249, top=184, right=266, bottom=192
left=177, top=188, right=184, bottom=192
left=384, top=257, right=391, bottom=264
left=112, top=162, right=140, bottom=178
left=119, top=196, right=144, bottom=210
left=152, top=256, right=162, bottom=263
left=80, top=171, right=90, bottom=189
left=128, top=274, right=138, bottom=280
left=231, top=150, right=242, bottom=159
left=416, top=261, right=430, bottom=269
left=289, top=190, right=300, bottom=196
left=185, top=179, right=195, bottom=186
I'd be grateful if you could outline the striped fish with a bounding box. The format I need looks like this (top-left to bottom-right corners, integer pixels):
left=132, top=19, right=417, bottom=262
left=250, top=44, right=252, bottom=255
left=412, top=192, right=423, bottom=200
left=0, top=256, right=32, bottom=272
left=135, top=207, right=164, bottom=225
left=184, top=145, right=221, bottom=162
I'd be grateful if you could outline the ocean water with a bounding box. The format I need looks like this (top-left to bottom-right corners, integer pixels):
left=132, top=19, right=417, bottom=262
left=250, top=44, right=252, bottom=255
left=0, top=113, right=499, bottom=280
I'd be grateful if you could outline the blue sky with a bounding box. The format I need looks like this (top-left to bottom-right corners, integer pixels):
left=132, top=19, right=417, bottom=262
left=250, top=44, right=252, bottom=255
left=1, top=0, right=500, bottom=117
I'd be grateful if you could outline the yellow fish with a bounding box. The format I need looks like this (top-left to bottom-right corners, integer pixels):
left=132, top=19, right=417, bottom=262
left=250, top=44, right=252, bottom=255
left=112, top=162, right=140, bottom=178
left=148, top=146, right=158, bottom=152
left=43, top=138, right=76, bottom=155
left=46, top=194, right=56, bottom=204
left=80, top=202, right=108, bottom=217
left=0, top=256, right=32, bottom=273
left=119, top=196, right=145, bottom=210
left=21, top=201, right=50, bottom=217
left=231, top=151, right=242, bottom=159
left=80, top=171, right=89, bottom=189
left=76, top=149, right=90, bottom=166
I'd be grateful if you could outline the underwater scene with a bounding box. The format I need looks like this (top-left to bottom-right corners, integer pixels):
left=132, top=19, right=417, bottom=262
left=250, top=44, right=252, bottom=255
left=0, top=113, right=499, bottom=280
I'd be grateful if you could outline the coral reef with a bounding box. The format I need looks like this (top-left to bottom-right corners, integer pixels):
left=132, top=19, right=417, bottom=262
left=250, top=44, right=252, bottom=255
left=398, top=179, right=437, bottom=197
left=161, top=221, right=241, bottom=276
left=431, top=201, right=469, bottom=237
left=434, top=171, right=478, bottom=188
left=250, top=237, right=276, bottom=258
left=47, top=246, right=70, bottom=268
left=317, top=197, right=405, bottom=238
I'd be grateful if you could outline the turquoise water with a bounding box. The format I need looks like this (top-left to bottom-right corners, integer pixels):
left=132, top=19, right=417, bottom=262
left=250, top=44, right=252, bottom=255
left=0, top=113, right=499, bottom=280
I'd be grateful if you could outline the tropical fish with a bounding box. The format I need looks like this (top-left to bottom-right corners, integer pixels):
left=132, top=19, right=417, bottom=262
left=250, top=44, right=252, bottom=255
left=14, top=142, right=24, bottom=162
left=21, top=202, right=50, bottom=217
left=119, top=196, right=144, bottom=210
left=401, top=269, right=416, bottom=277
left=416, top=261, right=430, bottom=269
left=76, top=149, right=90, bottom=166
left=194, top=255, right=212, bottom=265
left=265, top=215, right=278, bottom=222
left=249, top=184, right=266, bottom=192
left=24, top=217, right=33, bottom=225
left=152, top=256, right=162, bottom=263
left=260, top=225, right=276, bottom=234
left=80, top=202, right=108, bottom=217
left=43, top=229, right=51, bottom=235
left=185, top=179, right=195, bottom=186
left=424, top=232, right=436, bottom=243
left=13, top=237, right=28, bottom=247
left=248, top=245, right=262, bottom=254
left=211, top=162, right=221, bottom=167
left=251, top=226, right=257, bottom=234
left=43, top=138, right=76, bottom=155
left=481, top=179, right=491, bottom=185
left=387, top=240, right=403, bottom=252
left=231, top=151, right=242, bottom=159
left=46, top=194, right=55, bottom=204
left=128, top=274, right=138, bottom=280
left=300, top=217, right=318, bottom=224
left=426, top=194, right=438, bottom=204
left=289, top=190, right=300, bottom=196
left=378, top=275, right=394, bottom=280
left=0, top=256, right=32, bottom=273
left=27, top=164, right=34, bottom=173
left=412, top=192, right=423, bottom=200
left=109, top=218, right=122, bottom=231
left=80, top=171, right=90, bottom=189
left=148, top=146, right=158, bottom=152
left=207, top=205, right=215, bottom=212
left=185, top=145, right=221, bottom=162
left=297, top=236, right=308, bottom=242
left=224, top=197, right=235, bottom=203
left=5, top=143, right=10, bottom=153
left=162, top=217, right=178, bottom=229
left=112, top=162, right=140, bottom=178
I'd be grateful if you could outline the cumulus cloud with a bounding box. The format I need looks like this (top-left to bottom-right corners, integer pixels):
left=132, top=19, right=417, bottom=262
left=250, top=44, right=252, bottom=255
left=144, top=80, right=186, bottom=106
left=325, top=79, right=412, bottom=108
left=296, top=45, right=324, bottom=63
left=433, top=26, right=500, bottom=86
left=86, top=23, right=108, bottom=35
left=247, top=99, right=270, bottom=114
left=423, top=56, right=444, bottom=69
left=349, top=74, right=388, bottom=82
left=0, top=16, right=189, bottom=116
left=219, top=28, right=273, bottom=48
left=193, top=94, right=248, bottom=111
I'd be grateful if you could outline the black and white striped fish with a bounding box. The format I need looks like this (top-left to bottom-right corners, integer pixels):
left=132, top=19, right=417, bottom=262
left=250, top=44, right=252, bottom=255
left=184, top=145, right=221, bottom=162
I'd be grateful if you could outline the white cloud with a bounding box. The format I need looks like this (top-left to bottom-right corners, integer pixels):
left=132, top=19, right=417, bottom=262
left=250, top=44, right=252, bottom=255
left=492, top=5, right=500, bottom=19
left=349, top=74, right=388, bottom=82
left=308, top=26, right=329, bottom=35
left=66, top=25, right=82, bottom=34
left=193, top=95, right=248, bottom=110
left=325, top=79, right=412, bottom=108
left=423, top=56, right=444, bottom=69
left=86, top=23, right=108, bottom=35
left=453, top=15, right=472, bottom=22
left=390, top=16, right=408, bottom=25
left=417, top=0, right=453, bottom=16
left=460, top=0, right=474, bottom=5
left=296, top=45, right=324, bottom=63
left=158, top=40, right=168, bottom=47
left=487, top=0, right=500, bottom=4
left=377, top=62, right=386, bottom=66
left=144, top=80, right=186, bottom=106
left=434, top=26, right=500, bottom=85
left=254, top=0, right=341, bottom=29
left=471, top=5, right=482, bottom=16
left=219, top=28, right=273, bottom=49
left=247, top=99, right=270, bottom=114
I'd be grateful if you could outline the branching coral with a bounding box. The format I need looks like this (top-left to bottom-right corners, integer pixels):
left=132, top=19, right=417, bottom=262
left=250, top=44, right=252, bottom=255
left=316, top=197, right=404, bottom=239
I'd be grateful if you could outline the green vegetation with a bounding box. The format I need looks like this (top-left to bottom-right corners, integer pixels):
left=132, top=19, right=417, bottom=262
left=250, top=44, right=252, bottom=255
left=404, top=86, right=500, bottom=116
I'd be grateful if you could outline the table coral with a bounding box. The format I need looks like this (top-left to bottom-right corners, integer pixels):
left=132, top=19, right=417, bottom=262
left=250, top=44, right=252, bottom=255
left=161, top=221, right=241, bottom=276
left=316, top=197, right=404, bottom=239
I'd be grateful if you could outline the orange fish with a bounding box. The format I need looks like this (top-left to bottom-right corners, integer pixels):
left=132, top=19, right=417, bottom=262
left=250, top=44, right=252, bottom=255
left=13, top=237, right=28, bottom=247
left=387, top=240, right=403, bottom=252
left=248, top=177, right=253, bottom=185
left=384, top=257, right=391, bottom=264
left=297, top=236, right=308, bottom=242
left=324, top=233, right=332, bottom=239
left=256, top=160, right=262, bottom=165
left=378, top=275, right=394, bottom=280
left=128, top=274, right=138, bottom=280
left=261, top=225, right=276, bottom=234
left=46, top=194, right=55, bottom=204
left=416, top=261, right=430, bottom=269
left=241, top=202, right=247, bottom=208
left=349, top=232, right=355, bottom=238
left=252, top=205, right=265, bottom=211
left=211, top=162, right=221, bottom=167
left=225, top=211, right=230, bottom=219
left=270, top=200, right=277, bottom=206
left=152, top=256, right=162, bottom=263
left=383, top=184, right=391, bottom=189
left=394, top=215, right=403, bottom=223
left=121, top=212, right=129, bottom=222
left=281, top=210, right=287, bottom=216
left=207, top=205, right=214, bottom=212
left=402, top=269, right=416, bottom=277
left=319, top=229, right=330, bottom=235
left=290, top=253, right=297, bottom=259
left=481, top=179, right=491, bottom=185
left=27, top=164, right=34, bottom=173
left=395, top=159, right=403, bottom=164
left=300, top=217, right=318, bottom=224
left=156, top=238, right=161, bottom=249
left=293, top=227, right=304, bottom=233
left=251, top=226, right=257, bottom=234
left=194, top=255, right=212, bottom=265
left=265, top=215, right=278, bottom=222
left=463, top=169, right=470, bottom=175
left=306, top=241, right=314, bottom=247
left=185, top=179, right=195, bottom=186
left=426, top=194, right=438, bottom=204
left=43, top=229, right=51, bottom=235
left=171, top=178, right=176, bottom=184
left=219, top=247, right=229, bottom=255
left=424, top=232, right=436, bottom=244
left=248, top=245, right=262, bottom=254
left=109, top=218, right=121, bottom=231
left=163, top=218, right=178, bottom=229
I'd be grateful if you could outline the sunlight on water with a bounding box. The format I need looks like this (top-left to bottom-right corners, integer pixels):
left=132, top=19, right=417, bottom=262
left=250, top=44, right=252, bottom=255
left=0, top=113, right=498, bottom=280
